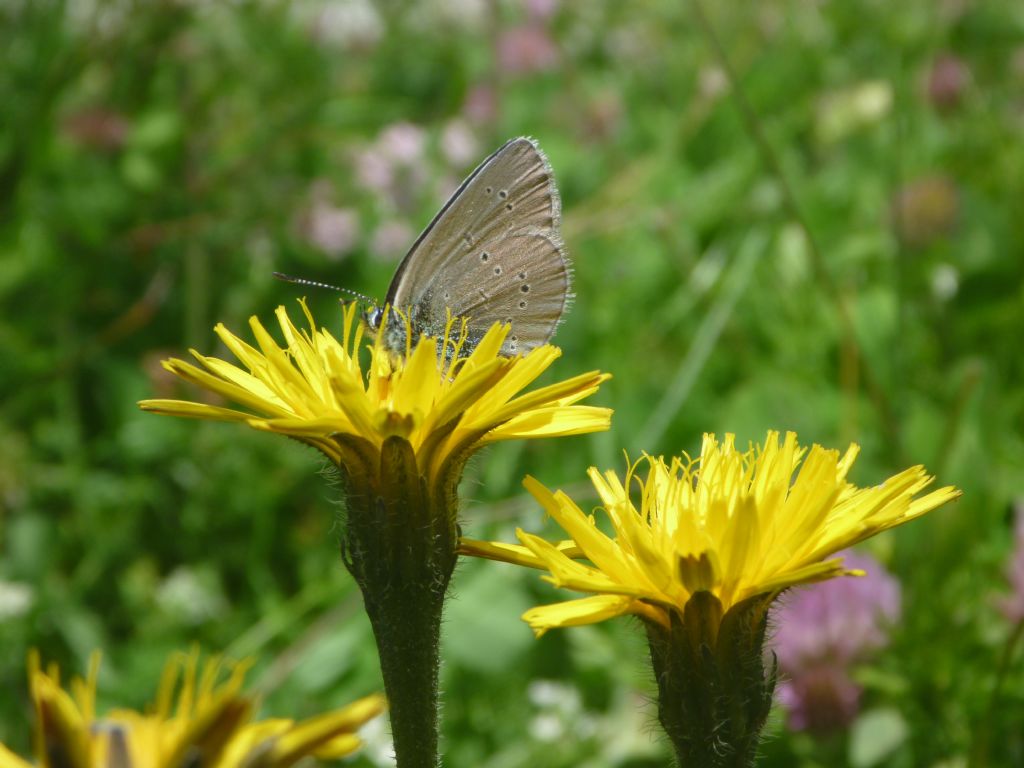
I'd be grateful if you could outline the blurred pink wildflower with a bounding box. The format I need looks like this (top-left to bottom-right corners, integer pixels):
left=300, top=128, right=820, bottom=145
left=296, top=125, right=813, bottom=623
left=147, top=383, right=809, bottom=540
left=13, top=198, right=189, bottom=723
left=298, top=182, right=360, bottom=259
left=354, top=123, right=429, bottom=213
left=441, top=119, right=479, bottom=168
left=776, top=665, right=862, bottom=733
left=525, top=0, right=559, bottom=21
left=497, top=24, right=559, bottom=75
left=378, top=122, right=427, bottom=164
left=354, top=146, right=394, bottom=194
left=464, top=84, right=498, bottom=123
left=926, top=53, right=970, bottom=112
left=310, top=0, right=383, bottom=50
left=772, top=550, right=901, bottom=733
left=370, top=220, right=415, bottom=262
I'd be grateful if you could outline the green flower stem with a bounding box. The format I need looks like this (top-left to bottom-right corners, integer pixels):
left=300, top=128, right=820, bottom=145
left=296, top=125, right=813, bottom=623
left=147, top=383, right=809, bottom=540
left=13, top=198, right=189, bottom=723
left=360, top=566, right=447, bottom=768
left=645, top=592, right=776, bottom=768
left=338, top=435, right=460, bottom=768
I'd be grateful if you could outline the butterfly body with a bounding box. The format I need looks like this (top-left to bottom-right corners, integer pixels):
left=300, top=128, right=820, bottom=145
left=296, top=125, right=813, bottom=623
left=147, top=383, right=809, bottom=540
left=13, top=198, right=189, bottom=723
left=367, top=136, right=570, bottom=357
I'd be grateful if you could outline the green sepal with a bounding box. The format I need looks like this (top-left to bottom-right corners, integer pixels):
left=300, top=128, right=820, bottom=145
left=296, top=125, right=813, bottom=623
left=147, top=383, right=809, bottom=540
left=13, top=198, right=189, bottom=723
left=645, top=591, right=777, bottom=768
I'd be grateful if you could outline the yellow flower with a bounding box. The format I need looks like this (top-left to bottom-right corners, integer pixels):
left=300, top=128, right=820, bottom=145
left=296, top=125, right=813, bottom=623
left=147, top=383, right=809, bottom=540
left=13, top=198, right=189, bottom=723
left=137, top=302, right=611, bottom=768
left=138, top=302, right=611, bottom=491
left=460, top=431, right=961, bottom=636
left=0, top=649, right=385, bottom=768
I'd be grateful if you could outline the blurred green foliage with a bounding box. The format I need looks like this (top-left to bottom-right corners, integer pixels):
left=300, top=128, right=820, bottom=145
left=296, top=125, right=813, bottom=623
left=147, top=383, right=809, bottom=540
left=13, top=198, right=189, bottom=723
left=2, top=0, right=1023, bottom=765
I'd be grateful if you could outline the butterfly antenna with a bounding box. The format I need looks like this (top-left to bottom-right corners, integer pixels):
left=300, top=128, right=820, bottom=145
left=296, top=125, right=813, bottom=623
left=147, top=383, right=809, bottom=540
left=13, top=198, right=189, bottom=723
left=273, top=272, right=376, bottom=305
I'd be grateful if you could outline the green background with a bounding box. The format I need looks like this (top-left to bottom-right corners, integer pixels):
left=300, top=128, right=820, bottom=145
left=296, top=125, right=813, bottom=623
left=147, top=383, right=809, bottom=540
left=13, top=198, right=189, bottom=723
left=1, top=1, right=1022, bottom=765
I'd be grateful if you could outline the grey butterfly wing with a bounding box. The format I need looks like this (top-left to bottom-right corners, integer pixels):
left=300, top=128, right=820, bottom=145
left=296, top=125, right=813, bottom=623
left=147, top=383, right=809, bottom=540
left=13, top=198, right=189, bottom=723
left=385, top=136, right=571, bottom=355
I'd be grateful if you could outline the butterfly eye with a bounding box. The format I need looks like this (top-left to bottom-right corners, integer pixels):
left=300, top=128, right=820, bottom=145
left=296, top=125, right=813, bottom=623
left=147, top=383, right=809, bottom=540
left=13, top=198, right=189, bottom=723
left=493, top=266, right=502, bottom=275
left=480, top=252, right=490, bottom=262
left=519, top=300, right=527, bottom=309
left=505, top=203, right=513, bottom=211
left=365, top=306, right=385, bottom=330
left=518, top=271, right=527, bottom=280
left=485, top=186, right=493, bottom=194
left=520, top=284, right=530, bottom=293
left=498, top=189, right=508, bottom=200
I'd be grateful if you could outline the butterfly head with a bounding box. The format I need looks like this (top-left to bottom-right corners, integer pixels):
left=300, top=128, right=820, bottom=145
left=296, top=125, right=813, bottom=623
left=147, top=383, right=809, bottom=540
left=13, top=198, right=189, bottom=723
left=362, top=303, right=399, bottom=352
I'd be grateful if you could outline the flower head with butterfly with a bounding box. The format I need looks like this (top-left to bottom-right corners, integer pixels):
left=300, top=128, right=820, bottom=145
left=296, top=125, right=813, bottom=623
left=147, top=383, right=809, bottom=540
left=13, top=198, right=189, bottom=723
left=140, top=138, right=606, bottom=500
left=138, top=300, right=610, bottom=494
left=139, top=137, right=609, bottom=768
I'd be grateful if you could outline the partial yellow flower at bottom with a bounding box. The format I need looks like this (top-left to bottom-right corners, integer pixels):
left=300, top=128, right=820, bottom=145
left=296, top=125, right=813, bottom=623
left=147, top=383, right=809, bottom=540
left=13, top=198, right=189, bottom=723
left=460, top=431, right=961, bottom=767
left=0, top=649, right=385, bottom=768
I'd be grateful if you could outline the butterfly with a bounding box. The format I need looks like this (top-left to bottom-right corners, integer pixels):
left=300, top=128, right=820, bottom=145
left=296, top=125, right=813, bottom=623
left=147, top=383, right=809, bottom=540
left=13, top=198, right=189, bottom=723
left=278, top=137, right=571, bottom=357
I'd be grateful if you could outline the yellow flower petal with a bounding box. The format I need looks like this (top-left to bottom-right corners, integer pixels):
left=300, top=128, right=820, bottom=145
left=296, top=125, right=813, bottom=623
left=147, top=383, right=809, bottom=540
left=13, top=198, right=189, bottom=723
left=0, top=744, right=32, bottom=768
left=252, top=694, right=387, bottom=763
left=458, top=538, right=583, bottom=569
left=519, top=531, right=634, bottom=595
left=488, top=368, right=608, bottom=423
left=485, top=406, right=613, bottom=442
left=523, top=595, right=638, bottom=636
left=137, top=400, right=256, bottom=422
